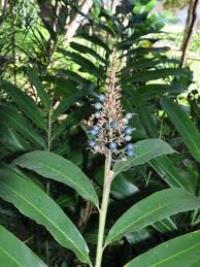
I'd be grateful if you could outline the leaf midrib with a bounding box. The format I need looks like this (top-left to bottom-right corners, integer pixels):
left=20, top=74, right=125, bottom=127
left=0, top=246, right=21, bottom=267
left=114, top=143, right=171, bottom=176
left=107, top=195, right=197, bottom=244
left=0, top=180, right=88, bottom=263
left=18, top=159, right=97, bottom=206
left=151, top=240, right=200, bottom=267
left=163, top=101, right=200, bottom=160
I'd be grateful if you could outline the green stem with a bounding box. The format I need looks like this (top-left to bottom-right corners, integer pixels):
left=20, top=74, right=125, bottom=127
left=95, top=151, right=113, bottom=267
left=47, top=108, right=52, bottom=152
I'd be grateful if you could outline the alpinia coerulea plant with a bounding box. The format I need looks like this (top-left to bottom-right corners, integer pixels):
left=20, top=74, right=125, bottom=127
left=1, top=48, right=200, bottom=267
left=88, top=53, right=135, bottom=267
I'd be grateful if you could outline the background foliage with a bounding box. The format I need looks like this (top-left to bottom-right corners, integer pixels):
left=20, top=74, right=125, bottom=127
left=0, top=0, right=200, bottom=266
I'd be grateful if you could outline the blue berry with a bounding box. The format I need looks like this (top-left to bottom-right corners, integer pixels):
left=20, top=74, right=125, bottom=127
left=94, top=103, right=102, bottom=110
left=98, top=94, right=106, bottom=102
left=125, top=127, right=133, bottom=135
left=126, top=150, right=134, bottom=157
left=106, top=123, right=112, bottom=130
left=110, top=121, right=118, bottom=129
left=93, top=125, right=99, bottom=131
left=90, top=129, right=98, bottom=136
left=125, top=135, right=132, bottom=142
left=89, top=140, right=96, bottom=147
left=126, top=143, right=134, bottom=150
left=109, top=142, right=117, bottom=151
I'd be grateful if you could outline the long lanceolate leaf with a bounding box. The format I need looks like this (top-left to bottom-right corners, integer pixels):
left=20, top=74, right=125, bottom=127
left=161, top=98, right=200, bottom=163
left=105, top=188, right=200, bottom=245
left=13, top=151, right=99, bottom=207
left=0, top=168, right=91, bottom=265
left=125, top=231, right=200, bottom=267
left=0, top=105, right=46, bottom=149
left=27, top=68, right=51, bottom=110
left=2, top=81, right=46, bottom=130
left=113, top=139, right=175, bottom=177
left=0, top=225, right=47, bottom=267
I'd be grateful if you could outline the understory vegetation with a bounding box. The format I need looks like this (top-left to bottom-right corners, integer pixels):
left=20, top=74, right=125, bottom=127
left=0, top=1, right=200, bottom=267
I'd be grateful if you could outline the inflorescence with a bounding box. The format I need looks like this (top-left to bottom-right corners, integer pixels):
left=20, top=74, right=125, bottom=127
left=88, top=56, right=135, bottom=158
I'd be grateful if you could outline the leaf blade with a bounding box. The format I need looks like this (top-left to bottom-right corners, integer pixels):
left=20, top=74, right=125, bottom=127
left=125, top=231, right=200, bottom=267
left=161, top=98, right=200, bottom=162
left=113, top=139, right=175, bottom=177
left=0, top=168, right=91, bottom=264
left=0, top=225, right=47, bottom=267
left=13, top=151, right=99, bottom=207
left=106, top=188, right=200, bottom=245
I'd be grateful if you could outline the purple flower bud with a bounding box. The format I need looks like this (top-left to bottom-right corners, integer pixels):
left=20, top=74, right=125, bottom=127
left=109, top=142, right=117, bottom=151
left=94, top=103, right=102, bottom=110
left=125, top=135, right=132, bottom=142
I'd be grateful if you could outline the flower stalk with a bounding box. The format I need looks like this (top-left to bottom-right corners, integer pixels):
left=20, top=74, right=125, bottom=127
left=95, top=151, right=113, bottom=267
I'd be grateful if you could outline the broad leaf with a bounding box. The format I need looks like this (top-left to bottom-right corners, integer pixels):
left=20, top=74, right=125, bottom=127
left=113, top=139, right=175, bottom=177
left=125, top=231, right=200, bottom=267
left=0, top=168, right=91, bottom=265
left=106, top=188, right=200, bottom=245
left=161, top=98, right=200, bottom=163
left=150, top=156, right=196, bottom=192
left=13, top=151, right=99, bottom=207
left=0, top=225, right=47, bottom=267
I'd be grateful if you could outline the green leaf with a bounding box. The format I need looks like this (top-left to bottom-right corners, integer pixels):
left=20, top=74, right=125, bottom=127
left=2, top=81, right=46, bottom=129
left=125, top=231, right=200, bottom=267
left=150, top=156, right=196, bottom=192
left=70, top=42, right=107, bottom=64
left=0, top=225, right=47, bottom=267
left=59, top=49, right=102, bottom=79
left=131, top=68, right=184, bottom=83
left=106, top=188, right=200, bottom=245
left=0, top=168, right=91, bottom=265
left=0, top=104, right=46, bottom=149
left=27, top=68, right=51, bottom=110
left=113, top=139, right=175, bottom=177
left=161, top=98, right=200, bottom=163
left=13, top=151, right=99, bottom=207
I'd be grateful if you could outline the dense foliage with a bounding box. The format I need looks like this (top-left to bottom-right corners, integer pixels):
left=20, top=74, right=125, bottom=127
left=1, top=1, right=200, bottom=267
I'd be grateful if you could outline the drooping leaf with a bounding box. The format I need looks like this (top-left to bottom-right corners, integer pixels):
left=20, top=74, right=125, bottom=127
left=2, top=81, right=46, bottom=130
left=125, top=231, right=200, bottom=267
left=0, top=225, right=47, bottom=267
left=13, top=151, right=99, bottom=207
left=131, top=68, right=184, bottom=83
left=150, top=156, right=196, bottom=192
left=106, top=188, right=200, bottom=245
left=161, top=98, right=200, bottom=163
left=0, top=168, right=91, bottom=265
left=0, top=104, right=46, bottom=149
left=113, top=139, right=175, bottom=177
left=27, top=68, right=51, bottom=110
